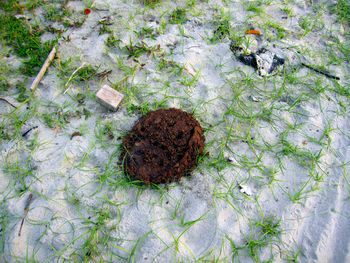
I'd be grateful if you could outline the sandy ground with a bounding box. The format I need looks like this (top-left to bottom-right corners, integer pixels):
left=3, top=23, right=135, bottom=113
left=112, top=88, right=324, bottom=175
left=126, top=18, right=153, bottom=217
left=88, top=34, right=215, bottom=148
left=1, top=0, right=350, bottom=262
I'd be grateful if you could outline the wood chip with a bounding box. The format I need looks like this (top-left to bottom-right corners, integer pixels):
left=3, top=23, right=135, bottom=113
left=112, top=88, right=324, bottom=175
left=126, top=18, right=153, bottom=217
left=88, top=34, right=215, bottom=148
left=96, top=84, right=124, bottom=110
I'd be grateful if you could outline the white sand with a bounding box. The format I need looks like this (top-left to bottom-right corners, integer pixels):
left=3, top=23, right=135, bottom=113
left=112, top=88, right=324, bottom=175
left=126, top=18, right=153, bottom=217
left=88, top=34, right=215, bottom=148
left=1, top=0, right=350, bottom=262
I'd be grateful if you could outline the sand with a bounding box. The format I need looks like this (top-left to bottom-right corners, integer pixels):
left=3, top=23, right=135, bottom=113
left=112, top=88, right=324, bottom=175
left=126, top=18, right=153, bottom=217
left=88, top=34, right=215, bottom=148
left=0, top=0, right=349, bottom=262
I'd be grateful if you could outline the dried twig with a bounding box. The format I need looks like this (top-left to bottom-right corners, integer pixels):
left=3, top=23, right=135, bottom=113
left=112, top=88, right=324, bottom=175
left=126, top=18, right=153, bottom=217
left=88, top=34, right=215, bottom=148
left=30, top=46, right=57, bottom=93
left=22, top=126, right=38, bottom=137
left=184, top=67, right=195, bottom=77
left=301, top=63, right=340, bottom=80
left=18, top=193, right=33, bottom=237
left=63, top=62, right=87, bottom=94
left=0, top=98, right=17, bottom=109
left=96, top=70, right=112, bottom=80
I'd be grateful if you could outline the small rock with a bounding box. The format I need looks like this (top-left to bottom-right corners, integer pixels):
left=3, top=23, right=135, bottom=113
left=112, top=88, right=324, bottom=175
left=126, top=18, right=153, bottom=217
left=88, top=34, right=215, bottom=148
left=238, top=184, right=253, bottom=196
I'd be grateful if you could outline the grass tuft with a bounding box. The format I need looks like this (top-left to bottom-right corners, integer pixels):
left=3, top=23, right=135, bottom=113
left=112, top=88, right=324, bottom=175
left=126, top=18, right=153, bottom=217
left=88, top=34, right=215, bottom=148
left=169, top=8, right=187, bottom=24
left=331, top=0, right=350, bottom=25
left=0, top=15, right=56, bottom=76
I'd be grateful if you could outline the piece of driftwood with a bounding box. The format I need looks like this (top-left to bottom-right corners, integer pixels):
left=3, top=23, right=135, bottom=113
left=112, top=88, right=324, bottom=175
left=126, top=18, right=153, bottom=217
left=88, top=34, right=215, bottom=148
left=30, top=46, right=57, bottom=92
left=96, top=84, right=124, bottom=110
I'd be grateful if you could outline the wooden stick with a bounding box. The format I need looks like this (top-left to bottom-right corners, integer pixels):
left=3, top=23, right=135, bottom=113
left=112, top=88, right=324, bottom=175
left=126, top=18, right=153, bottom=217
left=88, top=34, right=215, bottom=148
left=30, top=45, right=57, bottom=92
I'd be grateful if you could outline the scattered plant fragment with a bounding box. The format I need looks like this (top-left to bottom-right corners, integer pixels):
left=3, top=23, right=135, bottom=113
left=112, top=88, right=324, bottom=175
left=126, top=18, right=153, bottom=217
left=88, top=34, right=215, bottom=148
left=22, top=126, right=38, bottom=138
left=0, top=98, right=17, bottom=109
left=18, top=193, right=33, bottom=237
left=301, top=63, right=340, bottom=80
left=84, top=8, right=91, bottom=15
left=124, top=41, right=161, bottom=59
left=71, top=131, right=82, bottom=140
left=245, top=29, right=261, bottom=35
